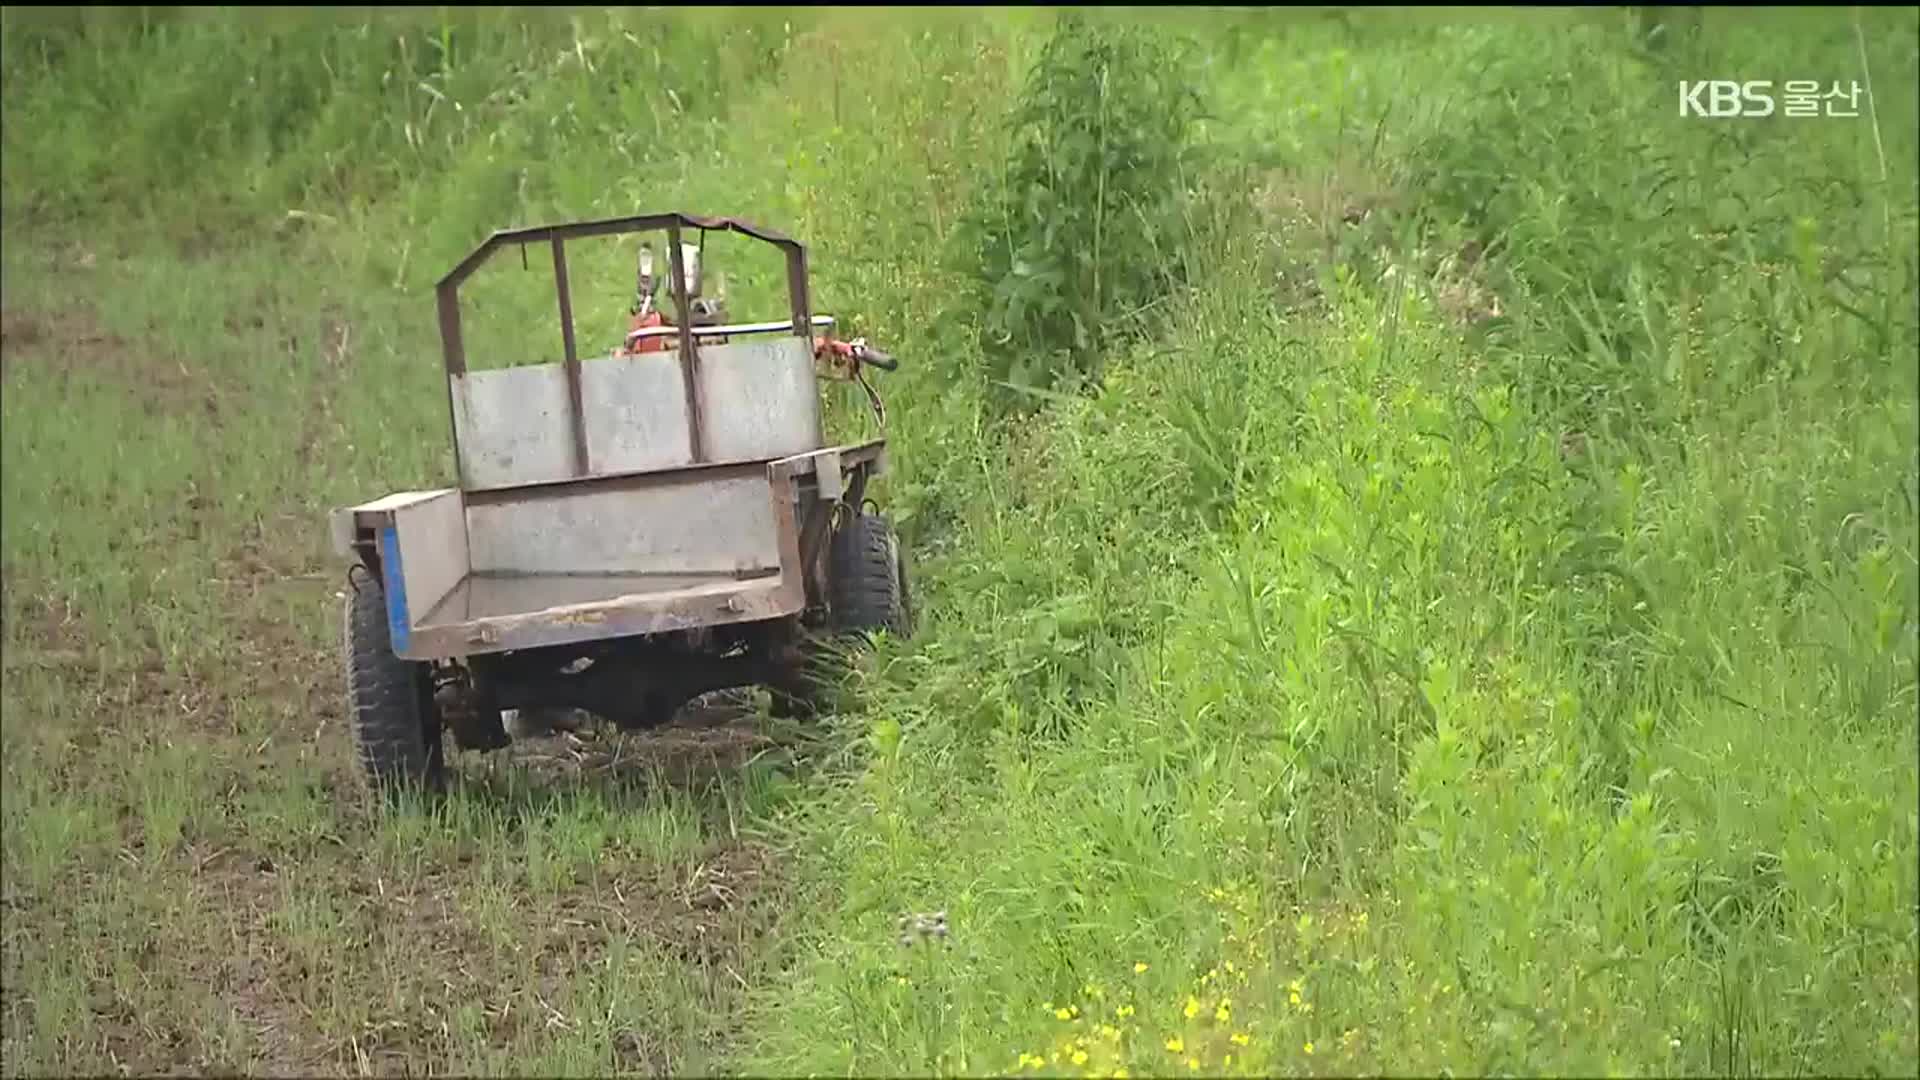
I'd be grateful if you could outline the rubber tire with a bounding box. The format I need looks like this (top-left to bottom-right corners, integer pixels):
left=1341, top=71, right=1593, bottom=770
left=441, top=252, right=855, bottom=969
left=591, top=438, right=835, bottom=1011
left=769, top=513, right=911, bottom=720
left=344, top=572, right=445, bottom=794
left=829, top=512, right=911, bottom=637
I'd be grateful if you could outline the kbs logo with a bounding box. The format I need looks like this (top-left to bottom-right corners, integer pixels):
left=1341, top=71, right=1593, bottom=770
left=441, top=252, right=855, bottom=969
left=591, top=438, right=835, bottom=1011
left=1678, top=80, right=1774, bottom=118
left=1679, top=80, right=1864, bottom=119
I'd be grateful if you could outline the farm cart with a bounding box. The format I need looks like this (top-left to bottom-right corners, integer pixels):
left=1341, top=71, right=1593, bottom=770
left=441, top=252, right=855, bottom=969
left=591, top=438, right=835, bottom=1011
left=327, top=212, right=911, bottom=792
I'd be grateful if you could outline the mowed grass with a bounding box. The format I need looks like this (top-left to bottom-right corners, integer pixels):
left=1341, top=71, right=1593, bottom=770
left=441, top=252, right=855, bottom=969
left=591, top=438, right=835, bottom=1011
left=2, top=8, right=1020, bottom=1074
left=0, top=242, right=803, bottom=1073
left=4, top=5, right=1918, bottom=1078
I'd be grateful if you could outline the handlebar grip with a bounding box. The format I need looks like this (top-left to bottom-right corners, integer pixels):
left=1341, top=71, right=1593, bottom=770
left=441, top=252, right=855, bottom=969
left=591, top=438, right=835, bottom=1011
left=859, top=346, right=898, bottom=372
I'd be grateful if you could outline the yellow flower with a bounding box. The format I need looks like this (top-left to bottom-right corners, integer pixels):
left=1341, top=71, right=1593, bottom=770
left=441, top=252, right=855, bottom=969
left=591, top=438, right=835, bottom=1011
left=1113, top=1071, right=1128, bottom=1079
left=1224, top=960, right=1236, bottom=974
left=1117, top=1005, right=1136, bottom=1019
left=1056, top=1007, right=1075, bottom=1021
left=1215, top=1000, right=1232, bottom=1023
left=1184, top=997, right=1201, bottom=1020
left=1135, top=962, right=1150, bottom=974
left=1187, top=1058, right=1200, bottom=1072
left=1165, top=1036, right=1185, bottom=1054
left=1071, top=1050, right=1089, bottom=1066
left=1304, top=1041, right=1315, bottom=1055
left=1230, top=1032, right=1251, bottom=1047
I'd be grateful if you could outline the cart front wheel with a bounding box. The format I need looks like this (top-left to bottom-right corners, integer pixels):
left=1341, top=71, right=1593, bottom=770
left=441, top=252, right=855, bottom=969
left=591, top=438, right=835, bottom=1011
left=344, top=569, right=445, bottom=795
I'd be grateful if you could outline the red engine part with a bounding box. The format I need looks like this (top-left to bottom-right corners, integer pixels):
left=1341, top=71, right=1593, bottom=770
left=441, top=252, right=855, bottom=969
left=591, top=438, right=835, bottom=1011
left=621, top=310, right=670, bottom=355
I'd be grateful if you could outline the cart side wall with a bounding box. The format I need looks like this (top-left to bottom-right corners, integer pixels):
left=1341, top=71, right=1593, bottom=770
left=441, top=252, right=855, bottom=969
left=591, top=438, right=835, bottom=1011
left=329, top=489, right=469, bottom=654
left=451, top=336, right=822, bottom=489
left=464, top=464, right=781, bottom=577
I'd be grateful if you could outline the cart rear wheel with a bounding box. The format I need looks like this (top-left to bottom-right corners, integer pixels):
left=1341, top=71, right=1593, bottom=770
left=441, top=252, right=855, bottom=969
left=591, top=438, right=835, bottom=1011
left=829, top=511, right=911, bottom=638
left=770, top=512, right=912, bottom=719
left=344, top=569, right=445, bottom=794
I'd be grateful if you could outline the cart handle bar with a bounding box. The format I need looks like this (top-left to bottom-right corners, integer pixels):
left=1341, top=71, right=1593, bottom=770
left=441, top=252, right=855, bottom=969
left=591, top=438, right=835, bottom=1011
left=624, top=314, right=836, bottom=347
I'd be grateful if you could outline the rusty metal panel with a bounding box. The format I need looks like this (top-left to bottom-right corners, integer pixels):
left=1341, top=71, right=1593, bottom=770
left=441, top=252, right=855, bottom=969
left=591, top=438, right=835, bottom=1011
left=580, top=352, right=697, bottom=474
left=765, top=440, right=885, bottom=488
left=666, top=222, right=703, bottom=462
left=437, top=287, right=466, bottom=375
left=405, top=573, right=800, bottom=658
left=551, top=237, right=589, bottom=476
left=438, top=212, right=804, bottom=294
left=697, top=336, right=823, bottom=462
left=465, top=468, right=781, bottom=577
left=451, top=365, right=577, bottom=489
left=813, top=448, right=844, bottom=500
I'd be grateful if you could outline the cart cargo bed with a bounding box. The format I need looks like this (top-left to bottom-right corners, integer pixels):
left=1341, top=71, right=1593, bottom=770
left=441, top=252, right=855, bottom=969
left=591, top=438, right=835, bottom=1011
left=331, top=442, right=882, bottom=660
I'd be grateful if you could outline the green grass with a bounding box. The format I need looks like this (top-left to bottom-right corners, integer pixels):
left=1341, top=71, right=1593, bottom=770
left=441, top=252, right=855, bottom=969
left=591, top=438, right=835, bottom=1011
left=3, top=5, right=1915, bottom=1077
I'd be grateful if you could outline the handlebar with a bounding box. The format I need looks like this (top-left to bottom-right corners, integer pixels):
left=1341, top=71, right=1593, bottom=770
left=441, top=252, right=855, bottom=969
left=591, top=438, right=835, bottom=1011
left=625, top=314, right=838, bottom=347
left=814, top=335, right=900, bottom=374
left=612, top=316, right=900, bottom=375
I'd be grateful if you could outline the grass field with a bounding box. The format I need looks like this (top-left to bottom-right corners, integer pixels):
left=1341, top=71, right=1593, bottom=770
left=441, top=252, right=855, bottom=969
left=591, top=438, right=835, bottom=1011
left=2, top=6, right=1916, bottom=1077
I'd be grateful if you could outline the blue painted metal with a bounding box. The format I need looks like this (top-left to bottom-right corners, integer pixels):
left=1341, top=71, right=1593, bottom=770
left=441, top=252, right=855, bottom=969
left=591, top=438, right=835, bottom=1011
left=379, top=525, right=411, bottom=654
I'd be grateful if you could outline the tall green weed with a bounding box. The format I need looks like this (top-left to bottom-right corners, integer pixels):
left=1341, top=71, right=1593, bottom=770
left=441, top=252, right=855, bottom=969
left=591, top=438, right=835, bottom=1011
left=956, top=13, right=1204, bottom=405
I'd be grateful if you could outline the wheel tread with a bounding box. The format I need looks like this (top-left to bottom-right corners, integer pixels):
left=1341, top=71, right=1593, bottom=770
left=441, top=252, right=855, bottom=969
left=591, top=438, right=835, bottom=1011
left=829, top=513, right=910, bottom=636
left=343, top=573, right=442, bottom=791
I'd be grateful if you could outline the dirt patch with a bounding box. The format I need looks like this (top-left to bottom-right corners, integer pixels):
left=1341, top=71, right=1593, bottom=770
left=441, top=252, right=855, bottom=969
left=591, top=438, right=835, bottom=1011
left=496, top=693, right=777, bottom=785
left=0, top=302, right=210, bottom=409
left=6, top=651, right=792, bottom=1074
left=0, top=582, right=93, bottom=670
left=0, top=306, right=48, bottom=353
left=1254, top=164, right=1402, bottom=251
left=1251, top=165, right=1398, bottom=315
left=1251, top=165, right=1504, bottom=329
left=1410, top=239, right=1505, bottom=327
left=0, top=305, right=125, bottom=366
